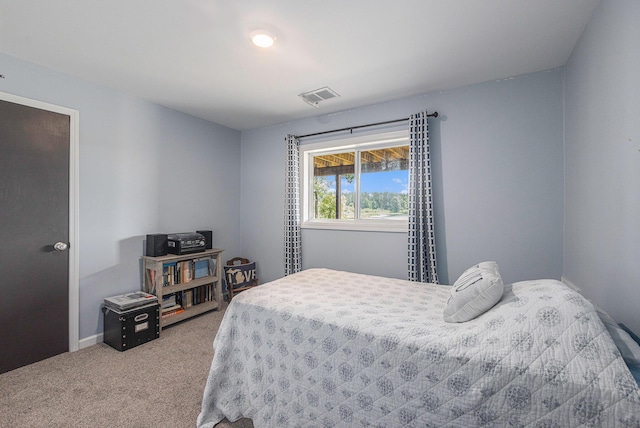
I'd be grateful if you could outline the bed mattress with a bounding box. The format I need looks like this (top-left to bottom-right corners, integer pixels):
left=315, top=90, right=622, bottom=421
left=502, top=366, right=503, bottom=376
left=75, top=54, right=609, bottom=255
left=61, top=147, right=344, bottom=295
left=198, top=268, right=640, bottom=427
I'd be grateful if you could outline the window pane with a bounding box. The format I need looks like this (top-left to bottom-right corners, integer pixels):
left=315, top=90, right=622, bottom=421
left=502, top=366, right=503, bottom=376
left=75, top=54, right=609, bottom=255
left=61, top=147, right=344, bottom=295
left=313, top=176, right=336, bottom=219
left=340, top=174, right=355, bottom=219
left=313, top=151, right=355, bottom=220
left=359, top=145, right=409, bottom=220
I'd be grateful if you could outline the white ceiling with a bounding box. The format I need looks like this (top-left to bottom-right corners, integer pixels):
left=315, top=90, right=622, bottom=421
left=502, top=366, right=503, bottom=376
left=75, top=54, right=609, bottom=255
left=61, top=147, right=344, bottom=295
left=0, top=0, right=599, bottom=131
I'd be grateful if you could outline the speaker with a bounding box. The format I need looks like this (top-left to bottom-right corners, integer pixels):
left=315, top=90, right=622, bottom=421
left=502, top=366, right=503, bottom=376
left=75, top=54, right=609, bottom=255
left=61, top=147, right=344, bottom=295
left=146, top=234, right=168, bottom=257
left=196, top=230, right=213, bottom=250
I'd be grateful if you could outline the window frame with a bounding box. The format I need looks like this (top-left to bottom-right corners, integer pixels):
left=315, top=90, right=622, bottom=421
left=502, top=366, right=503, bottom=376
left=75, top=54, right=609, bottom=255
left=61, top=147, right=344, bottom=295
left=300, top=129, right=410, bottom=233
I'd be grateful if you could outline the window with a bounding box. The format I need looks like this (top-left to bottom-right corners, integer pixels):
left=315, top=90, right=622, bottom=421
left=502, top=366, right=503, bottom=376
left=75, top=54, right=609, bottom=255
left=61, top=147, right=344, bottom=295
left=301, top=130, right=409, bottom=232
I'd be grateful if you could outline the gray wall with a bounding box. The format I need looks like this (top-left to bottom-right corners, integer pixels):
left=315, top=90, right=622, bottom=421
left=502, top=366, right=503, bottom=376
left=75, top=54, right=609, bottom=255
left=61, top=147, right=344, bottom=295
left=241, top=69, right=565, bottom=286
left=563, top=0, right=640, bottom=334
left=0, top=53, right=242, bottom=340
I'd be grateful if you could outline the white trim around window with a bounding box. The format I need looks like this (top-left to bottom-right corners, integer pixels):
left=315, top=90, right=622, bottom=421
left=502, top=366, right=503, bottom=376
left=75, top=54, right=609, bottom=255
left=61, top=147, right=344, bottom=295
left=300, top=130, right=409, bottom=233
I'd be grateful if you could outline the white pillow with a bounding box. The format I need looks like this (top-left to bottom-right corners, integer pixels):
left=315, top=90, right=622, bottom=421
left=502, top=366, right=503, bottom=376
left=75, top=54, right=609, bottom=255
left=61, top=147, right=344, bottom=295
left=443, top=261, right=504, bottom=323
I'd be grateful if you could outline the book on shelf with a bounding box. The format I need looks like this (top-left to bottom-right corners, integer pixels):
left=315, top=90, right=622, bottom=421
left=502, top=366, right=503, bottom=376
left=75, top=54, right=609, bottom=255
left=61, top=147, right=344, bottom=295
left=161, top=260, right=202, bottom=286
left=194, top=258, right=210, bottom=279
left=188, top=284, right=214, bottom=306
left=159, top=284, right=214, bottom=309
left=162, top=293, right=177, bottom=308
left=163, top=262, right=177, bottom=286
left=184, top=289, right=193, bottom=308
left=161, top=304, right=182, bottom=314
left=161, top=307, right=185, bottom=318
left=180, top=260, right=193, bottom=283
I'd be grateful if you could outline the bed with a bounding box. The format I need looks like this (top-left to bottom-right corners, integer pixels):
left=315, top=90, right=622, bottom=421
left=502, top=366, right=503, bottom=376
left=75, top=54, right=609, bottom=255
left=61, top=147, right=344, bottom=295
left=198, top=268, right=640, bottom=427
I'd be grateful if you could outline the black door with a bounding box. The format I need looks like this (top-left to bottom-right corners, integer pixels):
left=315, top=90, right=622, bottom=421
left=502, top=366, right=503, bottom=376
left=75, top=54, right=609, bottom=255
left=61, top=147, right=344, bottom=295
left=0, top=98, right=70, bottom=373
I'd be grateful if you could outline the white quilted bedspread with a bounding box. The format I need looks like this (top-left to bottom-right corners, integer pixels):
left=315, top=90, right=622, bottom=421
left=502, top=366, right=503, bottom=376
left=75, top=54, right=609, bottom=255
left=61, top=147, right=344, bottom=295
left=198, top=268, right=640, bottom=427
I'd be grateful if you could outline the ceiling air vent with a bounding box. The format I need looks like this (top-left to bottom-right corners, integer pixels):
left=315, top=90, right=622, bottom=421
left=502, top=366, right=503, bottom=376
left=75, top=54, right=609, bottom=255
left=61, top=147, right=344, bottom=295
left=298, top=86, right=340, bottom=108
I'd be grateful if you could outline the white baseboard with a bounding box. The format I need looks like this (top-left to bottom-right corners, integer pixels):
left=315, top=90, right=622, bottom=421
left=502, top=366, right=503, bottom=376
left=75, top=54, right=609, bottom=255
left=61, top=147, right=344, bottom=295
left=561, top=276, right=581, bottom=293
left=78, top=333, right=103, bottom=350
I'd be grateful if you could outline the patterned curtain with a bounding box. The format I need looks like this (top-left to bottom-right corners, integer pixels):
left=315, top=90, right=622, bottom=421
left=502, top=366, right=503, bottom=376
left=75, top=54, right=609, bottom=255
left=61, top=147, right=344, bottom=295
left=284, top=134, right=302, bottom=276
left=407, top=111, right=439, bottom=283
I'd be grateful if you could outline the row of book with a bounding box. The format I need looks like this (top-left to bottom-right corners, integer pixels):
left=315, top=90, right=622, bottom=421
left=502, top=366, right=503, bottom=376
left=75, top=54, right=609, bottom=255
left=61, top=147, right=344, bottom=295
left=160, top=293, right=184, bottom=318
left=162, top=257, right=216, bottom=287
left=160, top=284, right=216, bottom=318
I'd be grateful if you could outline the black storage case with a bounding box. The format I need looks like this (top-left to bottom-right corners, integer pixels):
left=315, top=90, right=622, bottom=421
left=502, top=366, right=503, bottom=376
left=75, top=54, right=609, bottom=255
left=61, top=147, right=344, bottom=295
left=102, top=303, right=159, bottom=351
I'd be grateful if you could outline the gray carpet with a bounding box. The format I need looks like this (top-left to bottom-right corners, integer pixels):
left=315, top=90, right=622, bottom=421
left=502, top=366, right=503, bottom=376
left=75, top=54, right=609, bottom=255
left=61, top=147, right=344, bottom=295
left=0, top=304, right=253, bottom=428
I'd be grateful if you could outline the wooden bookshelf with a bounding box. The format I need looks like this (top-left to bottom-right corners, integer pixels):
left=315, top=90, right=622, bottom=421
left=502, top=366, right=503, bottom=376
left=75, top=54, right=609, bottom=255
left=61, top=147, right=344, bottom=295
left=141, top=248, right=223, bottom=331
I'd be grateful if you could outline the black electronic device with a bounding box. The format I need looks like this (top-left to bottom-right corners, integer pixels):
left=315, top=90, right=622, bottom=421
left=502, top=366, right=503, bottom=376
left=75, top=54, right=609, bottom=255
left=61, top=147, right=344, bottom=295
left=167, top=232, right=206, bottom=255
left=196, top=230, right=213, bottom=249
left=102, top=303, right=159, bottom=351
left=146, top=234, right=168, bottom=257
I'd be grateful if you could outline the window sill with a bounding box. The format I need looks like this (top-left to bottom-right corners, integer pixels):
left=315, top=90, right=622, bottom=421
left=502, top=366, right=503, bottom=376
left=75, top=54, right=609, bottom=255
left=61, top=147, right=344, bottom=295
left=301, top=220, right=407, bottom=233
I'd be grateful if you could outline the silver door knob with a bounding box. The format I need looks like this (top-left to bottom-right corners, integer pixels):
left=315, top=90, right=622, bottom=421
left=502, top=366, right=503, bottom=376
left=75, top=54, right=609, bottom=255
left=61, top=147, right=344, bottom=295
left=53, top=242, right=69, bottom=251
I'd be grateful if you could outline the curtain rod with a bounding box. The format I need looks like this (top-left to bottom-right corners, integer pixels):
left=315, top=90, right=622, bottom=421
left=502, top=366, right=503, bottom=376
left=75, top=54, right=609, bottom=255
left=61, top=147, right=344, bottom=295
left=294, top=111, right=439, bottom=139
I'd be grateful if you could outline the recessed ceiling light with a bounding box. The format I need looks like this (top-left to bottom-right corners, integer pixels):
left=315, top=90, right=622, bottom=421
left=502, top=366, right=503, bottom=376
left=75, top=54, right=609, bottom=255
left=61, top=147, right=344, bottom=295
left=250, top=30, right=276, bottom=48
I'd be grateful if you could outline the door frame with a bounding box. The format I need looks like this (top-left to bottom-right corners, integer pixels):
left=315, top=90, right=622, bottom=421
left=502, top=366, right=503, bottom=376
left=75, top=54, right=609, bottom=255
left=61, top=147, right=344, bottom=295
left=0, top=91, right=79, bottom=352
